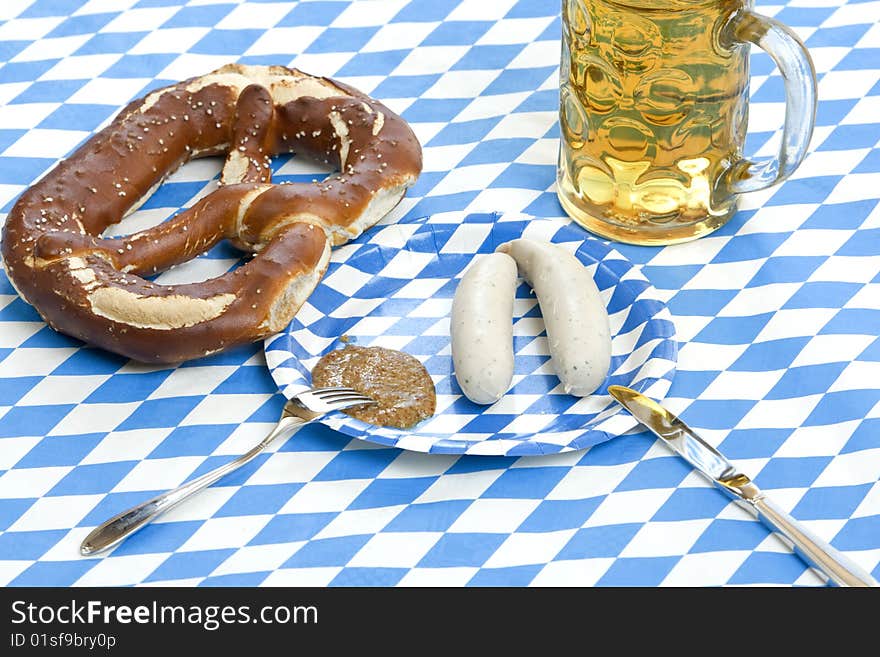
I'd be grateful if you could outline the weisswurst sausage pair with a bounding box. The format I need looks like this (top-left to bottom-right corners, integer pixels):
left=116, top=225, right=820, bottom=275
left=451, top=239, right=611, bottom=404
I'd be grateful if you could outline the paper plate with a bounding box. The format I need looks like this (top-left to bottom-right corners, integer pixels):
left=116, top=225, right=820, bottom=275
left=265, top=212, right=677, bottom=455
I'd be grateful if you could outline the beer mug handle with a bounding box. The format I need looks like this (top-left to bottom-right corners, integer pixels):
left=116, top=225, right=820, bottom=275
left=724, top=10, right=817, bottom=194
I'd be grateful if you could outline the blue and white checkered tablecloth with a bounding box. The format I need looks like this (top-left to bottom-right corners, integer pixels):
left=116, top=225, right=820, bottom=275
left=0, top=0, right=878, bottom=587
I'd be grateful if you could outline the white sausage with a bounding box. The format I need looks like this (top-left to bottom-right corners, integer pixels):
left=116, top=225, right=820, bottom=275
left=496, top=238, right=611, bottom=397
left=451, top=252, right=518, bottom=404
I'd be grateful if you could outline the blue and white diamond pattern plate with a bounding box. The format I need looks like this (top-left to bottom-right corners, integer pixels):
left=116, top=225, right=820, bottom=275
left=0, top=0, right=879, bottom=588
left=265, top=212, right=677, bottom=456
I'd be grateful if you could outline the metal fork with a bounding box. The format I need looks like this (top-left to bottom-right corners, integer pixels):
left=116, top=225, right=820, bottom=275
left=80, top=387, right=374, bottom=556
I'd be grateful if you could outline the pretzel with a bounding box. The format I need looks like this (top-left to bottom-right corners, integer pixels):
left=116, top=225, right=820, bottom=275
left=0, top=64, right=422, bottom=363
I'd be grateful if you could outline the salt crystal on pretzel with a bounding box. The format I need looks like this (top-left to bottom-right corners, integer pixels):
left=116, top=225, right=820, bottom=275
left=1, top=64, right=422, bottom=363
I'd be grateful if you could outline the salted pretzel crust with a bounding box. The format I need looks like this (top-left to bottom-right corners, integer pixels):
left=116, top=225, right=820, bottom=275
left=1, top=64, right=422, bottom=363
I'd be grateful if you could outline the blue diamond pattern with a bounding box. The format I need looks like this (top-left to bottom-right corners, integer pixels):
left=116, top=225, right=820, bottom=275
left=0, top=0, right=875, bottom=589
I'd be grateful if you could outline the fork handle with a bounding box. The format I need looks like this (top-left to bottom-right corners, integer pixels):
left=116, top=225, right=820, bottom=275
left=80, top=415, right=307, bottom=556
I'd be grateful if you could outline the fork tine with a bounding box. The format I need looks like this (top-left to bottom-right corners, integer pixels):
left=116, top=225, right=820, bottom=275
left=317, top=390, right=369, bottom=401
left=312, top=386, right=359, bottom=395
left=326, top=394, right=374, bottom=406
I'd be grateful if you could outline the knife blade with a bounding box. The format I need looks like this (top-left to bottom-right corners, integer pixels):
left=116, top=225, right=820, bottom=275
left=608, top=385, right=878, bottom=588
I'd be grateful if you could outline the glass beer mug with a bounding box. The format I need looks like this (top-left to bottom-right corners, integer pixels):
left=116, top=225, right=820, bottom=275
left=557, top=0, right=817, bottom=245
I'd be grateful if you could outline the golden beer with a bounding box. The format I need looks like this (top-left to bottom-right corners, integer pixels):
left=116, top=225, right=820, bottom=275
left=557, top=0, right=817, bottom=245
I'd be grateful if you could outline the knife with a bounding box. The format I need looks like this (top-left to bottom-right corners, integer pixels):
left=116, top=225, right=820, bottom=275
left=608, top=385, right=878, bottom=587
